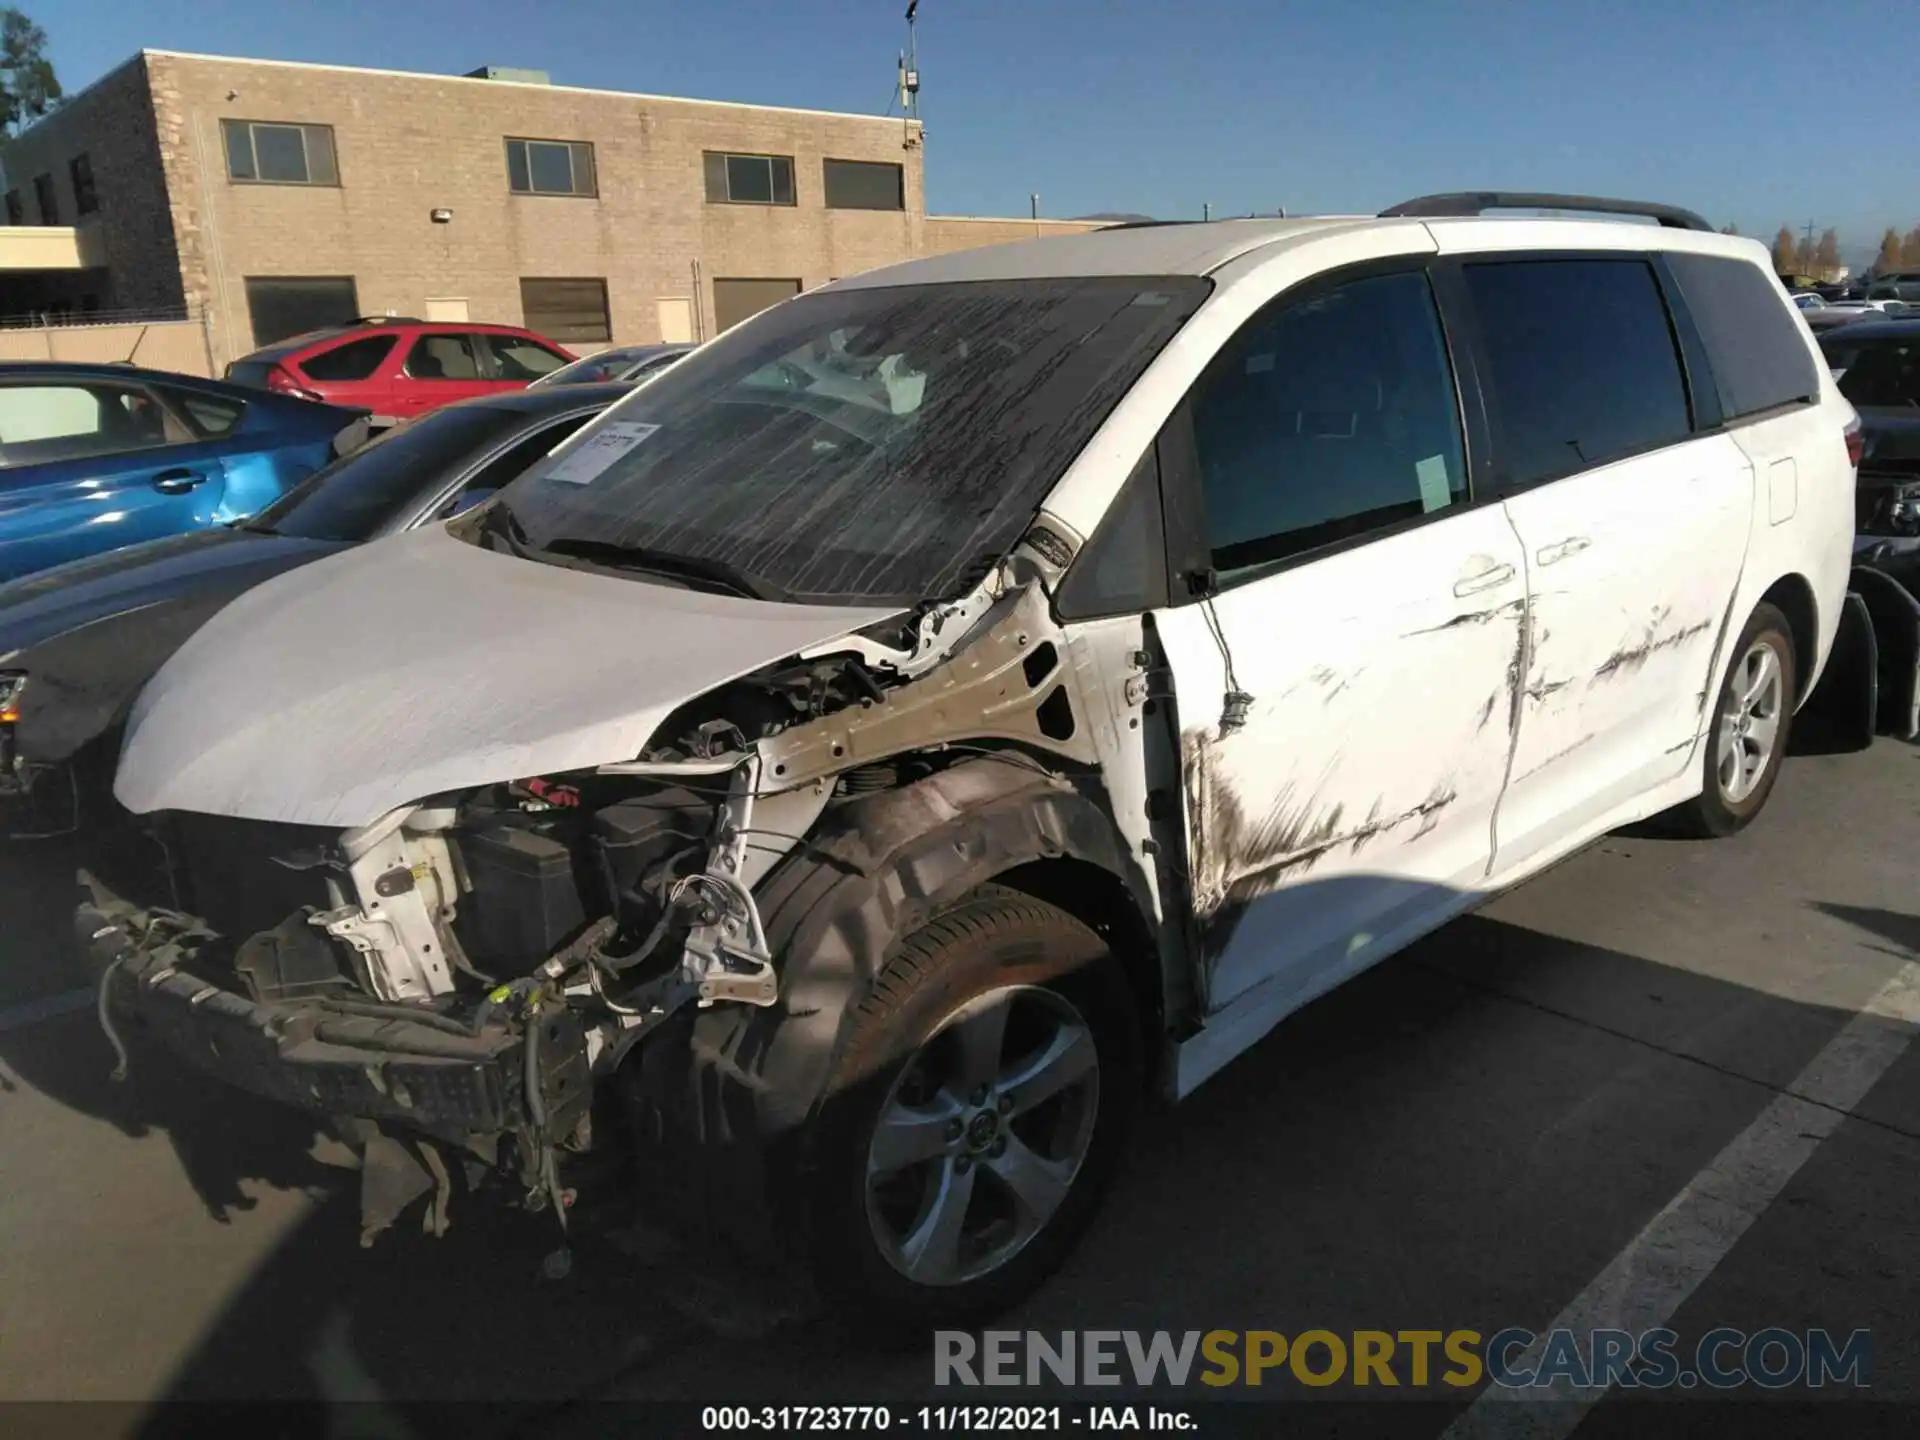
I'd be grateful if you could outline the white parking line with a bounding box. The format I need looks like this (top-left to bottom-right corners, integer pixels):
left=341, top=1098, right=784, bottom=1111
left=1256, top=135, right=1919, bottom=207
left=0, top=987, right=95, bottom=1035
left=1443, top=959, right=1920, bottom=1440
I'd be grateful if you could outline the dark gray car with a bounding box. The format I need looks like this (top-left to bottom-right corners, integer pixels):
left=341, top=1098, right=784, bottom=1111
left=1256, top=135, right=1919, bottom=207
left=0, top=384, right=627, bottom=804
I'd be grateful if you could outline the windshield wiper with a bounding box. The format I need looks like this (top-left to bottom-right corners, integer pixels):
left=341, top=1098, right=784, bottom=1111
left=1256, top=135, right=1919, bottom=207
left=536, top=536, right=791, bottom=602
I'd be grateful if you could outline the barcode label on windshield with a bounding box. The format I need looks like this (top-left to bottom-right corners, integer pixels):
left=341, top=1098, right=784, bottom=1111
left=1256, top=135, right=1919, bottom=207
left=545, top=422, right=661, bottom=484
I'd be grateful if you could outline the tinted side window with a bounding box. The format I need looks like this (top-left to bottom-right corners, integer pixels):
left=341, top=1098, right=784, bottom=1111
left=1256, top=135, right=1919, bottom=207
left=1189, top=269, right=1468, bottom=582
left=0, top=383, right=178, bottom=465
left=1666, top=253, right=1820, bottom=420
left=301, top=335, right=396, bottom=382
left=1466, top=259, right=1690, bottom=488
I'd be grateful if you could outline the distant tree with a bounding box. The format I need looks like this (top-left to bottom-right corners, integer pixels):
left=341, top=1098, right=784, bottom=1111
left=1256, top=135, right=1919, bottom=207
left=1793, top=235, right=1817, bottom=274
left=0, top=8, right=59, bottom=138
left=1905, top=225, right=1920, bottom=268
left=1719, top=223, right=1739, bottom=235
left=1773, top=226, right=1798, bottom=274
left=1877, top=228, right=1904, bottom=275
left=1814, top=228, right=1840, bottom=272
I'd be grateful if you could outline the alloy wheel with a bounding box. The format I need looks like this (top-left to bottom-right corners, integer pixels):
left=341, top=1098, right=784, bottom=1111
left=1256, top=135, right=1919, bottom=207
left=864, top=984, right=1102, bottom=1287
left=1716, top=638, right=1785, bottom=804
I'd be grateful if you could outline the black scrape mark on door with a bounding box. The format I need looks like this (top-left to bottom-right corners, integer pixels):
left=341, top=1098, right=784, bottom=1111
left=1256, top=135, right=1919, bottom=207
left=1184, top=731, right=1458, bottom=959
left=1475, top=693, right=1498, bottom=732
left=1407, top=597, right=1526, bottom=637
left=1593, top=617, right=1714, bottom=682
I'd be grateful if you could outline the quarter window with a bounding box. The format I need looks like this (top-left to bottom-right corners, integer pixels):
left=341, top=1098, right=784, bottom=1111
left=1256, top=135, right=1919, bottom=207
left=1188, top=269, right=1469, bottom=582
left=222, top=120, right=339, bottom=186
left=1465, top=258, right=1691, bottom=489
left=299, top=335, right=398, bottom=382
left=154, top=383, right=246, bottom=438
left=704, top=151, right=796, bottom=206
left=1665, top=253, right=1820, bottom=420
left=505, top=138, right=597, bottom=197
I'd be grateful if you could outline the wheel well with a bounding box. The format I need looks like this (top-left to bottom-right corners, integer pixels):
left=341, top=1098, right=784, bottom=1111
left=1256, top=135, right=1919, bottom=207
left=1758, top=573, right=1818, bottom=702
left=991, top=857, right=1166, bottom=1089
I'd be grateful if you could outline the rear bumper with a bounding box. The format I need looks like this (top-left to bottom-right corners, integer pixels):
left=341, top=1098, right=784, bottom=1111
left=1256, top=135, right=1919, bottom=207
left=76, top=892, right=587, bottom=1136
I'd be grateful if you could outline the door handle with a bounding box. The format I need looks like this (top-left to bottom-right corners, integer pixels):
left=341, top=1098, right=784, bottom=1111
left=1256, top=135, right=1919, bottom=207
left=150, top=469, right=206, bottom=494
left=1536, top=535, right=1592, bottom=566
left=1453, top=562, right=1516, bottom=597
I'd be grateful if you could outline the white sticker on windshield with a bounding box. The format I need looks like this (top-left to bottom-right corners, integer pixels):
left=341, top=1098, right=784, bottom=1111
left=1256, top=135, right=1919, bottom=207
left=1415, top=454, right=1453, bottom=513
left=544, top=422, right=661, bottom=484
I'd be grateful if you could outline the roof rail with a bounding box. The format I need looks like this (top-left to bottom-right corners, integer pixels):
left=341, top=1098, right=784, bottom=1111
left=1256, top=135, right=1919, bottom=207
left=350, top=315, right=424, bottom=325
left=1380, top=192, right=1713, bottom=233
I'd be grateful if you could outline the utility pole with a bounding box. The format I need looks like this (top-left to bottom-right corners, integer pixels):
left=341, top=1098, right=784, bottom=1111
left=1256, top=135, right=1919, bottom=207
left=1203, top=201, right=1212, bottom=222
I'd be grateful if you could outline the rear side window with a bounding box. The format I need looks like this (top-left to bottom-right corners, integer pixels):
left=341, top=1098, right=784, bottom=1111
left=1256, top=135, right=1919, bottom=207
left=406, top=333, right=483, bottom=381
left=1666, top=254, right=1820, bottom=421
left=301, top=335, right=397, bottom=382
left=1465, top=258, right=1691, bottom=489
left=155, top=384, right=245, bottom=438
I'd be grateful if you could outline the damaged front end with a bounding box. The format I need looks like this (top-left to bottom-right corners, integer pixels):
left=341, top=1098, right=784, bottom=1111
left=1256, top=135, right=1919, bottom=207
left=79, top=566, right=1133, bottom=1248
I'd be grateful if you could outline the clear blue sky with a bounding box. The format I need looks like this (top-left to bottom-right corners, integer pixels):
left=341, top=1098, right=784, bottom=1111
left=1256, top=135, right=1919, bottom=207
left=35, top=0, right=1920, bottom=257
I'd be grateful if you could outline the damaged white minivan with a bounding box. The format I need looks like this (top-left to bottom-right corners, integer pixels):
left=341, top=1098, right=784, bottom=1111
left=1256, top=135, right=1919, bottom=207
left=82, top=194, right=1865, bottom=1325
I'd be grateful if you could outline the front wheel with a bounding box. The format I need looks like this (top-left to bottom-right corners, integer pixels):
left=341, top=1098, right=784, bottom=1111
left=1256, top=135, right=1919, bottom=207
left=800, top=889, right=1140, bottom=1329
left=1668, top=602, right=1797, bottom=838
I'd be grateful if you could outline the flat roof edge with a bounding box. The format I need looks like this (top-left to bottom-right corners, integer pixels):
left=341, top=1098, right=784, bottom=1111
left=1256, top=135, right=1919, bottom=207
left=140, top=50, right=917, bottom=127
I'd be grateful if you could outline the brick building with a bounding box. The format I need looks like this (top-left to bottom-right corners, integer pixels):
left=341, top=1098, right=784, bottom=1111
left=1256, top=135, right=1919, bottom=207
left=1, top=51, right=1104, bottom=368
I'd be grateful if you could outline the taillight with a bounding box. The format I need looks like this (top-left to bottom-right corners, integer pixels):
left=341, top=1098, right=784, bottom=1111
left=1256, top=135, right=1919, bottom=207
left=1844, top=417, right=1864, bottom=469
left=265, top=365, right=323, bottom=402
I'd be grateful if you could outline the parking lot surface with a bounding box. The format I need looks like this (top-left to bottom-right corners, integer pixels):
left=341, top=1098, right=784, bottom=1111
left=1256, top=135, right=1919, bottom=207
left=2, top=737, right=1917, bottom=1436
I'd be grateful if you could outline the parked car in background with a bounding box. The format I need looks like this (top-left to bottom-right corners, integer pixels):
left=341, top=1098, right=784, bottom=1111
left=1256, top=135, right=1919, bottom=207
left=1867, top=271, right=1920, bottom=304
left=1820, top=319, right=1920, bottom=569
left=532, top=342, right=695, bottom=389
left=0, top=384, right=627, bottom=814
left=83, top=194, right=1867, bottom=1325
left=224, top=319, right=575, bottom=424
left=0, top=362, right=364, bottom=585
left=1793, top=291, right=1828, bottom=311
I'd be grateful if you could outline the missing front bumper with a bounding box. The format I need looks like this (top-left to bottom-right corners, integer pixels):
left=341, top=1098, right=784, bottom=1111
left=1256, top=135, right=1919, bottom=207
left=75, top=879, right=590, bottom=1139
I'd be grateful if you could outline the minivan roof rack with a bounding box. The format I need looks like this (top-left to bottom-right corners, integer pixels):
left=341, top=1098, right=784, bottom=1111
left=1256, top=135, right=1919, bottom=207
left=1380, top=192, right=1713, bottom=232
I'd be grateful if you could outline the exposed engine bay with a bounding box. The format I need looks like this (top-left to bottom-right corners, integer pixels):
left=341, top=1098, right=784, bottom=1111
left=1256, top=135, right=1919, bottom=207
left=77, top=560, right=1158, bottom=1250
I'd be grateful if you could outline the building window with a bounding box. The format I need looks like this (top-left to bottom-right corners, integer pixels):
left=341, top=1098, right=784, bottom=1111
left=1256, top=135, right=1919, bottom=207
left=711, top=277, right=801, bottom=332
left=69, top=154, right=99, bottom=216
left=244, top=276, right=359, bottom=347
left=822, top=159, right=904, bottom=212
left=33, top=173, right=57, bottom=225
left=4, top=191, right=21, bottom=226
left=506, top=138, right=597, bottom=197
left=222, top=119, right=340, bottom=186
left=704, top=152, right=795, bottom=206
left=520, top=277, right=611, bottom=344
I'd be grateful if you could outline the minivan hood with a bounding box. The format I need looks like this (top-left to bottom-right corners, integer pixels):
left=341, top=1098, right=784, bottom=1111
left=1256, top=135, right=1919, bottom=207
left=116, top=524, right=900, bottom=827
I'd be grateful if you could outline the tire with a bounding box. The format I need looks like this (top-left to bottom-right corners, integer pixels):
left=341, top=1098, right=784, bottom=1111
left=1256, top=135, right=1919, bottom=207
left=797, top=887, right=1140, bottom=1330
left=1667, top=602, right=1797, bottom=838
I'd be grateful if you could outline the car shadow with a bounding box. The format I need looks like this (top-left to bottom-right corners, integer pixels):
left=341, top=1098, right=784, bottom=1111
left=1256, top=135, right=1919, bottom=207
left=98, top=891, right=1916, bottom=1439
left=0, top=824, right=337, bottom=1223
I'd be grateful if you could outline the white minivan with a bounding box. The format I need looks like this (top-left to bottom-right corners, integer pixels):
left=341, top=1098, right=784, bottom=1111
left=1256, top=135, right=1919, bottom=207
left=86, top=193, right=1860, bottom=1326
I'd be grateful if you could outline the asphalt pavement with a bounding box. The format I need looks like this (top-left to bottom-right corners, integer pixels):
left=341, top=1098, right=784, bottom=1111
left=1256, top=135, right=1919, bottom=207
left=2, top=736, right=1917, bottom=1439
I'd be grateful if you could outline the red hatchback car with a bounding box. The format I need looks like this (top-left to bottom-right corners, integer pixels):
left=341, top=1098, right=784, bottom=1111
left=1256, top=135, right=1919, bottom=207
left=225, top=320, right=575, bottom=422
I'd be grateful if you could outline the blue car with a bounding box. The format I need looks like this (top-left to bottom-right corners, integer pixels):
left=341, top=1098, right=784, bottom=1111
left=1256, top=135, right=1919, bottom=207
left=0, top=362, right=366, bottom=583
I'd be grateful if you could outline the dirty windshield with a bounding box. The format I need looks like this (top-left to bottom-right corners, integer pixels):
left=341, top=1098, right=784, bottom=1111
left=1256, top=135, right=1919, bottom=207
left=482, top=276, right=1208, bottom=605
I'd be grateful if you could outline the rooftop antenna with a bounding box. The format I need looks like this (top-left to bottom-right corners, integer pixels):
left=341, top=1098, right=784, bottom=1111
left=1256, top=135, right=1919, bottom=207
left=899, top=1, right=923, bottom=148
